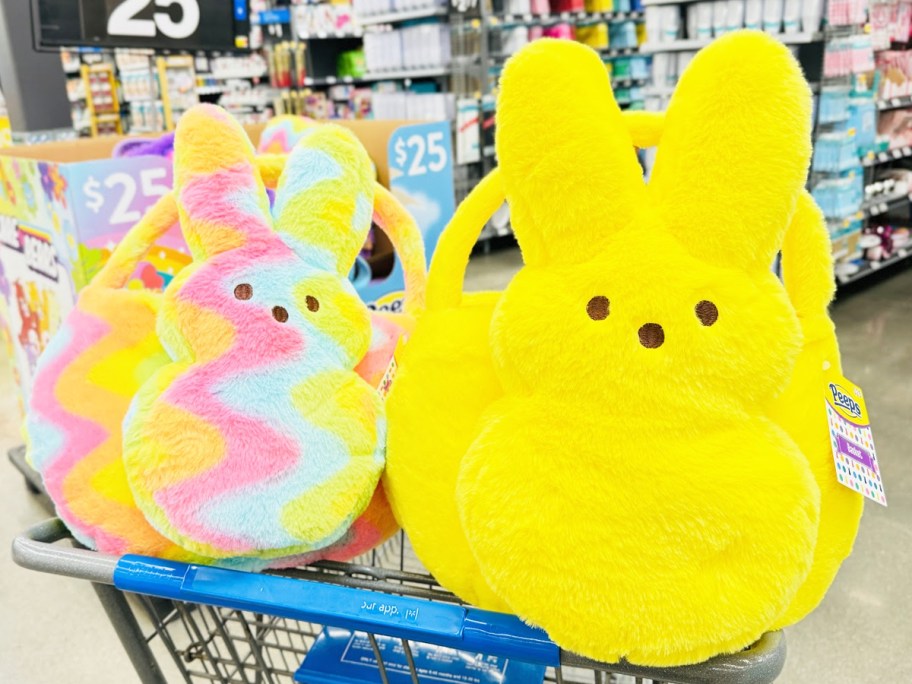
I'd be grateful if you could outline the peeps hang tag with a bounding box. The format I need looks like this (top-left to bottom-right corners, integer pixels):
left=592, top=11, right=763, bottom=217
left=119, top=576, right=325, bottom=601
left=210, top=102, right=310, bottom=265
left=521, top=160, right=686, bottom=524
left=377, top=337, right=406, bottom=399
left=825, top=371, right=886, bottom=506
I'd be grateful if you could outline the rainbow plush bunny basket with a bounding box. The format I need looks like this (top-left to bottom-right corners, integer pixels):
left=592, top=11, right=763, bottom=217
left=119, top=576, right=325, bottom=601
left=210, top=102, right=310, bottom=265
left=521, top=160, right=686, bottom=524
left=385, top=32, right=862, bottom=667
left=26, top=105, right=427, bottom=569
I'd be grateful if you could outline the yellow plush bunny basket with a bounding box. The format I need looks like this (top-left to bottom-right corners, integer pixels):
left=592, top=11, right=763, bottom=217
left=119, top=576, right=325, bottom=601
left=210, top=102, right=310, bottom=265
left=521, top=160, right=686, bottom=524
left=385, top=32, right=862, bottom=667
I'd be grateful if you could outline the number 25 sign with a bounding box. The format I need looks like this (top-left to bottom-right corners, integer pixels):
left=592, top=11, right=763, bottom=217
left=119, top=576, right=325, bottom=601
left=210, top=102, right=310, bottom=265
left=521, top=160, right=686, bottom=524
left=79, top=0, right=241, bottom=50
left=107, top=0, right=200, bottom=40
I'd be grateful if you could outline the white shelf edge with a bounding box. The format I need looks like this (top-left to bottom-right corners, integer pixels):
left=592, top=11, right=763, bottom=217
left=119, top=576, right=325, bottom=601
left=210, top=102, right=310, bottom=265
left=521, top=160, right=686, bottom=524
left=640, top=32, right=822, bottom=52
left=355, top=7, right=448, bottom=26
left=305, top=67, right=449, bottom=86
left=297, top=30, right=364, bottom=40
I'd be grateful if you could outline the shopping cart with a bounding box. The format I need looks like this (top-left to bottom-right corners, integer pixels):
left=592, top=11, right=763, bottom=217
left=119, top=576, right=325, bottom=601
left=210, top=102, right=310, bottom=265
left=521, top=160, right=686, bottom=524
left=9, top=447, right=786, bottom=684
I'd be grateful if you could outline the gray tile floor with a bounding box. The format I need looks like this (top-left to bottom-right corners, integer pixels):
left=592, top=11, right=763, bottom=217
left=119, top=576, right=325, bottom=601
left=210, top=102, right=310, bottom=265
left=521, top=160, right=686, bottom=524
left=1, top=248, right=909, bottom=682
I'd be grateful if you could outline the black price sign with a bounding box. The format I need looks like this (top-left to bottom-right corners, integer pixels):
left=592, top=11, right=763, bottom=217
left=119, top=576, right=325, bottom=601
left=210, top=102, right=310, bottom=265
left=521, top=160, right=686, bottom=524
left=34, top=0, right=249, bottom=51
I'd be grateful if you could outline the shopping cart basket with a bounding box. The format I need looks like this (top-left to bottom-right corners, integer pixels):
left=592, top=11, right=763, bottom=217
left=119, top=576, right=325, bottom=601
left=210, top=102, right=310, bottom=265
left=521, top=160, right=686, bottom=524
left=10, top=447, right=786, bottom=684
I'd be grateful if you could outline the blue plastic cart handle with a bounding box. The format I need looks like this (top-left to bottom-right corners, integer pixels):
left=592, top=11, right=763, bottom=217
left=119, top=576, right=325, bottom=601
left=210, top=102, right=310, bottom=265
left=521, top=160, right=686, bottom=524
left=114, top=556, right=560, bottom=666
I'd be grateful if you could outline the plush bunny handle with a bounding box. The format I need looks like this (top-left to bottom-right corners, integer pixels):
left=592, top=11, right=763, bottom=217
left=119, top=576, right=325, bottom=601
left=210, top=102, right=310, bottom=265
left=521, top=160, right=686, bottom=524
left=425, top=169, right=506, bottom=312
left=92, top=192, right=179, bottom=290
left=371, top=183, right=428, bottom=313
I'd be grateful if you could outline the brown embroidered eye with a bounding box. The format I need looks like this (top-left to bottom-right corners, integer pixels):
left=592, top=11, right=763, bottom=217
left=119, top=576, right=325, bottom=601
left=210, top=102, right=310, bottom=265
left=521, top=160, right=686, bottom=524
left=306, top=295, right=320, bottom=312
left=695, top=300, right=719, bottom=326
left=587, top=296, right=610, bottom=321
left=234, top=283, right=253, bottom=300
left=272, top=306, right=289, bottom=323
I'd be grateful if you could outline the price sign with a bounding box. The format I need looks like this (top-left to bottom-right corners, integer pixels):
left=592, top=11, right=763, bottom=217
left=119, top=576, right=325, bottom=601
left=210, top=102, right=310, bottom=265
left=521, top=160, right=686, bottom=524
left=386, top=121, right=455, bottom=266
left=392, top=132, right=449, bottom=179
left=33, top=0, right=249, bottom=50
left=69, top=158, right=174, bottom=239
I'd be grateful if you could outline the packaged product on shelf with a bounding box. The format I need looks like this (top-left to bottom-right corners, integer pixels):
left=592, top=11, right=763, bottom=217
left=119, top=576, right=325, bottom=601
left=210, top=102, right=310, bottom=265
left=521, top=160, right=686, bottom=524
left=782, top=0, right=802, bottom=32
left=712, top=0, right=728, bottom=36
left=801, top=0, right=824, bottom=31
left=762, top=0, right=783, bottom=33
left=338, top=49, right=367, bottom=79
left=726, top=0, right=745, bottom=32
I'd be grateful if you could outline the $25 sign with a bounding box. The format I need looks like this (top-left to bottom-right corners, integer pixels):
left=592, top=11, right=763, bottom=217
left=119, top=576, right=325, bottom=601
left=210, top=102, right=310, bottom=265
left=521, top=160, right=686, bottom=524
left=80, top=167, right=170, bottom=227
left=393, top=131, right=448, bottom=178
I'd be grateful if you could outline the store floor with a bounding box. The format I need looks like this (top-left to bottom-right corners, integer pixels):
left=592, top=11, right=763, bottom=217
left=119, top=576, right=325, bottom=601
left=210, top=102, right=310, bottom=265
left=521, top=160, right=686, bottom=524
left=1, top=248, right=910, bottom=683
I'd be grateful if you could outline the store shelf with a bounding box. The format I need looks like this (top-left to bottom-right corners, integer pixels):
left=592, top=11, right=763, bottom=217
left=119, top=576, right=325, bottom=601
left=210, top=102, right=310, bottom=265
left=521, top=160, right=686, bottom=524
left=599, top=46, right=640, bottom=57
left=196, top=86, right=226, bottom=96
left=612, top=76, right=649, bottom=87
left=304, top=66, right=449, bottom=86
left=643, top=0, right=700, bottom=4
left=640, top=32, right=823, bottom=52
left=210, top=70, right=269, bottom=81
left=862, top=191, right=909, bottom=218
left=356, top=7, right=449, bottom=25
left=863, top=146, right=912, bottom=167
left=837, top=247, right=912, bottom=284
left=877, top=95, right=912, bottom=111
left=487, top=10, right=643, bottom=26
left=297, top=29, right=364, bottom=39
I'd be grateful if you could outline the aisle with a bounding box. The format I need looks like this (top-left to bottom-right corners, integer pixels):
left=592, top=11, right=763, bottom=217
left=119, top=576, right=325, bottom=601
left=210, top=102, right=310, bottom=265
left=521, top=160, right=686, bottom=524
left=0, top=249, right=908, bottom=682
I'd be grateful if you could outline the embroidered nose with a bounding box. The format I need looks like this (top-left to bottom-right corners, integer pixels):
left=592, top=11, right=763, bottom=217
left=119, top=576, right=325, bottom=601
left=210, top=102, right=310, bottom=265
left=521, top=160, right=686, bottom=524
left=638, top=323, right=664, bottom=349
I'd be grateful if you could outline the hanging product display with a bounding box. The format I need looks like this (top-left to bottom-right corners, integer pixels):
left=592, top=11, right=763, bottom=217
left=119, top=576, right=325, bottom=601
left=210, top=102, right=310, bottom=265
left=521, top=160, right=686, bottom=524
left=385, top=33, right=864, bottom=667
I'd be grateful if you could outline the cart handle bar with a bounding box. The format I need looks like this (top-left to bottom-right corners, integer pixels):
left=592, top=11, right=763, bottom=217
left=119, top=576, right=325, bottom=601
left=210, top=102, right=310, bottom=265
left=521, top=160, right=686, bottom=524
left=13, top=519, right=786, bottom=683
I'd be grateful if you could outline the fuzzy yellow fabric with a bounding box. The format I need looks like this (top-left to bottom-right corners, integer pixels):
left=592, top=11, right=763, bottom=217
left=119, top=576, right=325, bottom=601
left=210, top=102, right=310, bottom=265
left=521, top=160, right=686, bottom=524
left=454, top=34, right=819, bottom=666
left=385, top=32, right=848, bottom=666
left=770, top=191, right=863, bottom=627
left=384, top=170, right=507, bottom=610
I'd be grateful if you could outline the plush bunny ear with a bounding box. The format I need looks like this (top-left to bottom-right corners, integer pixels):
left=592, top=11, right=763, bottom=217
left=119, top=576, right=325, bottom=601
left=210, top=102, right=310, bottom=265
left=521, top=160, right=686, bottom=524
left=173, top=104, right=272, bottom=261
left=648, top=31, right=812, bottom=272
left=496, top=39, right=646, bottom=266
left=273, top=125, right=375, bottom=275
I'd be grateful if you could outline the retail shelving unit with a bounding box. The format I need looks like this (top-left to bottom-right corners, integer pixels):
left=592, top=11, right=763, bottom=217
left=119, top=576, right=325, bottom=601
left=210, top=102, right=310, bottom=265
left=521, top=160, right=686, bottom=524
left=81, top=63, right=123, bottom=137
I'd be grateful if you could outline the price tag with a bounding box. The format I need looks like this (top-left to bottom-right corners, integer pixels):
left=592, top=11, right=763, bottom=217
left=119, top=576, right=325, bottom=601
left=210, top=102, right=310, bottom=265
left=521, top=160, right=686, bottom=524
left=892, top=97, right=902, bottom=106
left=903, top=146, right=911, bottom=156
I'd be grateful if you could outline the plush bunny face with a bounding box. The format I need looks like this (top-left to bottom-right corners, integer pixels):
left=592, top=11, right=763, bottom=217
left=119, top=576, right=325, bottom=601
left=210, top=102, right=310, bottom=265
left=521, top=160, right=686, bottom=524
left=170, top=239, right=370, bottom=375
left=491, top=33, right=810, bottom=414
left=123, top=105, right=384, bottom=560
left=495, top=225, right=801, bottom=413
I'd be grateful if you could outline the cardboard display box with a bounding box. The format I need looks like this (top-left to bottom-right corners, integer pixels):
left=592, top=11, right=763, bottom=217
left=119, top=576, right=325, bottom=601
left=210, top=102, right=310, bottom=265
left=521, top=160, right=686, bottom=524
left=0, top=119, right=454, bottom=418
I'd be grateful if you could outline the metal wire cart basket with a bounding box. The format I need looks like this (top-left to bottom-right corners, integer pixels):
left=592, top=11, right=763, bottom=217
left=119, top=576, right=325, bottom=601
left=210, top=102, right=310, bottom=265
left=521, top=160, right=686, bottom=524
left=10, top=447, right=786, bottom=684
